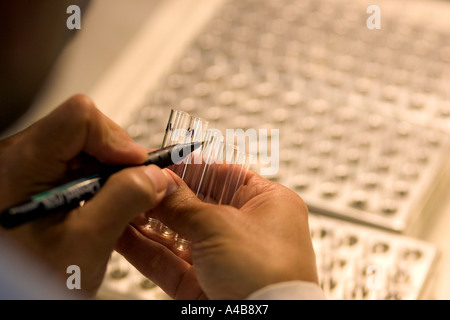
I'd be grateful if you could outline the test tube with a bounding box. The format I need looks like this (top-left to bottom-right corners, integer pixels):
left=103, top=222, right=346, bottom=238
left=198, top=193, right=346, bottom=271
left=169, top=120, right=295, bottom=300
left=215, top=144, right=239, bottom=205
left=217, top=144, right=253, bottom=206
left=177, top=115, right=209, bottom=182
left=192, top=129, right=224, bottom=199
left=161, top=109, right=191, bottom=147
left=161, top=109, right=192, bottom=181
left=174, top=116, right=209, bottom=250
left=174, top=235, right=191, bottom=252
left=228, top=152, right=253, bottom=208
left=153, top=109, right=191, bottom=241
left=157, top=109, right=254, bottom=250
left=200, top=139, right=227, bottom=204
left=145, top=217, right=161, bottom=231
left=161, top=111, right=210, bottom=250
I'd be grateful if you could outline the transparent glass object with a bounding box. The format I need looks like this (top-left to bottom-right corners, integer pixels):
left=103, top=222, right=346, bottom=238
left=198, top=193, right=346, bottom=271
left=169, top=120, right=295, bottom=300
left=145, top=109, right=252, bottom=251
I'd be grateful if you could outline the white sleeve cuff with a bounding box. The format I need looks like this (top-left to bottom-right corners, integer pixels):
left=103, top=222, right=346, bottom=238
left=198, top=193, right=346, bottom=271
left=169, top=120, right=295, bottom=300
left=246, top=281, right=326, bottom=300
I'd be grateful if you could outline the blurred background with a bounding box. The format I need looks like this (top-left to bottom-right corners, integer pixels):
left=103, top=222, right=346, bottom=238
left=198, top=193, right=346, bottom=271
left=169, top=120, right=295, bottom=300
left=4, top=0, right=450, bottom=300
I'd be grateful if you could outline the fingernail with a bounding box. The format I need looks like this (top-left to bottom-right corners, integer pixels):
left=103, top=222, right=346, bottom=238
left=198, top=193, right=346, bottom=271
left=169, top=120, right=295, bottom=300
left=144, top=165, right=168, bottom=194
left=162, top=169, right=179, bottom=196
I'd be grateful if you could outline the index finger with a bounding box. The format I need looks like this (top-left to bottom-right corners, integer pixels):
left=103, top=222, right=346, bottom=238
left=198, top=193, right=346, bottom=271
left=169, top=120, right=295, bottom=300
left=116, top=225, right=204, bottom=299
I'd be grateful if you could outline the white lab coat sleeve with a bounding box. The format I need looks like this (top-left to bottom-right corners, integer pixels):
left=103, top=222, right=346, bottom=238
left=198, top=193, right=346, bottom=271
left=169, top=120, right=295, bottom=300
left=246, top=281, right=326, bottom=300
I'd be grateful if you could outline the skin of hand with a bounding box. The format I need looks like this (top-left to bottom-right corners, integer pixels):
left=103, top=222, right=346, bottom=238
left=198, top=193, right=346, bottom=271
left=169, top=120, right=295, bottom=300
left=0, top=94, right=169, bottom=297
left=116, top=165, right=320, bottom=300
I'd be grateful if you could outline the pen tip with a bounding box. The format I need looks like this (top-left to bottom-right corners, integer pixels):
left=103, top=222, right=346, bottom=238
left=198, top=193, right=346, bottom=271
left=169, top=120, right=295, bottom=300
left=193, top=141, right=204, bottom=149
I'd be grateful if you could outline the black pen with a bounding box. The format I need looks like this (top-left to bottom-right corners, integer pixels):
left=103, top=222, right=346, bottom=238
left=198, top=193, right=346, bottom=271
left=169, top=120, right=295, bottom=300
left=0, top=142, right=202, bottom=229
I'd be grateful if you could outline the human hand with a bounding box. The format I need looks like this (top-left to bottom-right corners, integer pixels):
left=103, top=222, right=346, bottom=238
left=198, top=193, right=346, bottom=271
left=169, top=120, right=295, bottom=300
left=117, top=164, right=319, bottom=300
left=0, top=95, right=169, bottom=297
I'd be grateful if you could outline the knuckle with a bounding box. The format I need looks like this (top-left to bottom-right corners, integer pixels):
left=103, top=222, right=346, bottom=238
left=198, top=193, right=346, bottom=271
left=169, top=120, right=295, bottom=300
left=67, top=93, right=96, bottom=109
left=166, top=189, right=210, bottom=219
left=63, top=94, right=97, bottom=124
left=296, top=195, right=309, bottom=216
left=287, top=187, right=309, bottom=215
left=269, top=184, right=310, bottom=217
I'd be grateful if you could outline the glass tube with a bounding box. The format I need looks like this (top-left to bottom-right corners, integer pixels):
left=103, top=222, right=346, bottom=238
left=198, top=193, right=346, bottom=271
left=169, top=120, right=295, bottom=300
left=174, top=116, right=209, bottom=250
left=192, top=129, right=223, bottom=198
left=161, top=109, right=191, bottom=147
left=200, top=139, right=227, bottom=204
left=158, top=109, right=254, bottom=250
left=218, top=144, right=240, bottom=205
left=174, top=235, right=191, bottom=252
left=154, top=109, right=192, bottom=242
left=161, top=109, right=192, bottom=184
left=145, top=217, right=161, bottom=231
left=161, top=111, right=210, bottom=250
left=228, top=152, right=253, bottom=208
left=176, top=116, right=209, bottom=181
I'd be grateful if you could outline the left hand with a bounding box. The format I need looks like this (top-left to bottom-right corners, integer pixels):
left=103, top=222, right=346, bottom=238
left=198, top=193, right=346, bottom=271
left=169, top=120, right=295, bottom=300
left=117, top=165, right=319, bottom=300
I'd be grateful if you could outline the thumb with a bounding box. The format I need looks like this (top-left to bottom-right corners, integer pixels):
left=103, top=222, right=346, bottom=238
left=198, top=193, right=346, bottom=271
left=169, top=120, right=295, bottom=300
left=71, top=165, right=168, bottom=244
left=152, top=170, right=232, bottom=242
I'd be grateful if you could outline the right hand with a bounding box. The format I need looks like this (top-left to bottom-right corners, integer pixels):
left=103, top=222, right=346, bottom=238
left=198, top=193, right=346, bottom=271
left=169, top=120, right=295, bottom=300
left=0, top=95, right=169, bottom=297
left=117, top=166, right=319, bottom=300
